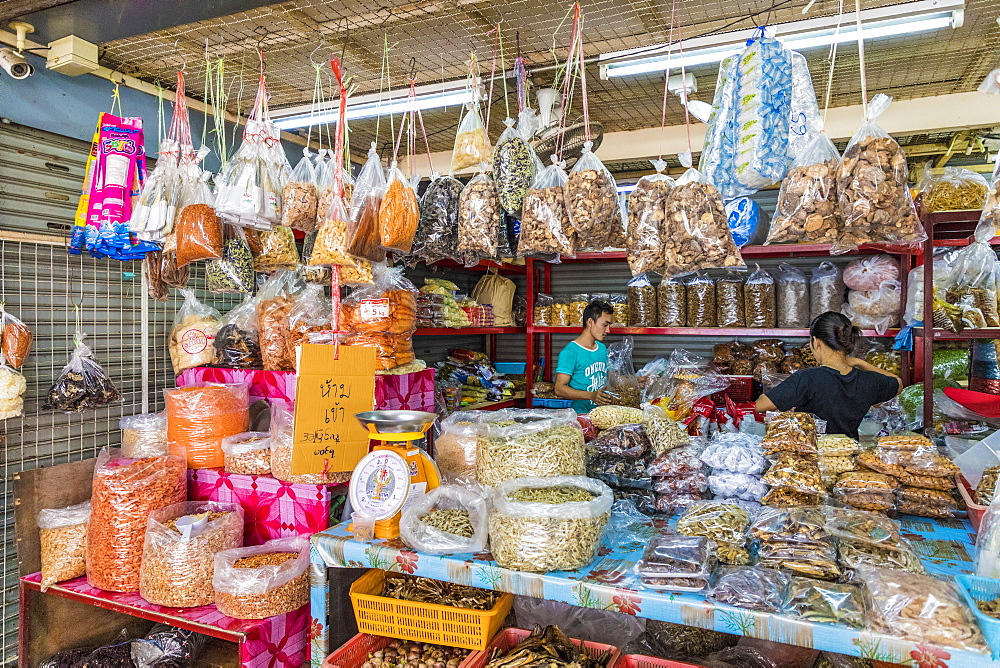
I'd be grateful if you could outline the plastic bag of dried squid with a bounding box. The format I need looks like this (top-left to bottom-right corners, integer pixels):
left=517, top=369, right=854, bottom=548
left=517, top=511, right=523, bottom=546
left=519, top=156, right=575, bottom=257
left=399, top=484, right=489, bottom=555
left=567, top=141, right=621, bottom=251
left=379, top=161, right=420, bottom=254
left=488, top=475, right=613, bottom=573
left=765, top=133, right=841, bottom=244
left=280, top=149, right=318, bottom=231
left=661, top=152, right=744, bottom=277
left=833, top=94, right=926, bottom=254
left=627, top=160, right=673, bottom=277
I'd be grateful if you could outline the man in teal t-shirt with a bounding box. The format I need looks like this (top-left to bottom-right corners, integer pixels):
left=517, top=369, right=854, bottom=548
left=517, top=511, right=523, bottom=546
left=555, top=300, right=614, bottom=413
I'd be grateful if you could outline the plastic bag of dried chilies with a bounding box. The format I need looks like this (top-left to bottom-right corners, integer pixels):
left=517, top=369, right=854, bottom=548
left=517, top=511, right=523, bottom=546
left=451, top=99, right=492, bottom=173
left=174, top=171, right=222, bottom=267
left=567, top=141, right=621, bottom=250
left=214, top=296, right=262, bottom=368
left=412, top=173, right=463, bottom=264
left=169, top=288, right=220, bottom=374
left=834, top=94, right=925, bottom=253
left=256, top=269, right=305, bottom=371
left=520, top=156, right=575, bottom=256
left=457, top=172, right=501, bottom=260
left=44, top=333, right=122, bottom=412
left=379, top=161, right=420, bottom=254
left=280, top=149, right=318, bottom=231
left=493, top=117, right=537, bottom=215
left=346, top=145, right=387, bottom=262
left=662, top=152, right=744, bottom=276
left=627, top=160, right=673, bottom=276
left=206, top=225, right=255, bottom=294
left=766, top=133, right=841, bottom=244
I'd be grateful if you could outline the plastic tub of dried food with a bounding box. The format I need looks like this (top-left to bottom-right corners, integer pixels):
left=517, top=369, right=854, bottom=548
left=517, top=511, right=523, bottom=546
left=322, top=633, right=484, bottom=668
left=956, top=574, right=1000, bottom=659
left=495, top=362, right=527, bottom=375
left=613, top=655, right=704, bottom=668
left=957, top=474, right=987, bottom=532
left=461, top=628, right=619, bottom=668
left=534, top=398, right=574, bottom=408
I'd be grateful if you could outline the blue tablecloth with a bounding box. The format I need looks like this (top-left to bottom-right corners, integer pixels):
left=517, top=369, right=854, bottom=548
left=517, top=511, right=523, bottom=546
left=308, top=513, right=997, bottom=667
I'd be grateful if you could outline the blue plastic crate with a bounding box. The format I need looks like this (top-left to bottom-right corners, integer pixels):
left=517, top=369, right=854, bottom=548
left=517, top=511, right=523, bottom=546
left=533, top=398, right=574, bottom=408
left=495, top=362, right=527, bottom=375
left=955, top=574, right=1000, bottom=658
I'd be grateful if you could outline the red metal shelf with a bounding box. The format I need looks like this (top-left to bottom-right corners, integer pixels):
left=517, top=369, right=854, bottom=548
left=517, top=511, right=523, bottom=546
left=429, top=259, right=528, bottom=273
left=414, top=327, right=525, bottom=335
left=529, top=326, right=900, bottom=338
left=556, top=243, right=917, bottom=263
left=915, top=327, right=1000, bottom=340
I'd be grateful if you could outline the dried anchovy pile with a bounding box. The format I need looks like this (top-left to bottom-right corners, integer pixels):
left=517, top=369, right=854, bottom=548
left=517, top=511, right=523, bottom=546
left=420, top=509, right=474, bottom=538
left=509, top=486, right=597, bottom=504
left=382, top=575, right=500, bottom=610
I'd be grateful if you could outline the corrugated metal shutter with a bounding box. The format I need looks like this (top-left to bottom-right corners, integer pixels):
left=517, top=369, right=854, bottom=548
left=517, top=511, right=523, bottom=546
left=0, top=123, right=239, bottom=665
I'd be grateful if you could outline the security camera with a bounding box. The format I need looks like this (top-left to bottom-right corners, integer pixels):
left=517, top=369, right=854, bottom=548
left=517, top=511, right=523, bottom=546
left=0, top=48, right=33, bottom=79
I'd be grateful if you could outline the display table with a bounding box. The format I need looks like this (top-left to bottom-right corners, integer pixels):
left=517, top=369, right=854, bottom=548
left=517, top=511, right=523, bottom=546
left=309, top=515, right=997, bottom=668
left=20, top=573, right=307, bottom=666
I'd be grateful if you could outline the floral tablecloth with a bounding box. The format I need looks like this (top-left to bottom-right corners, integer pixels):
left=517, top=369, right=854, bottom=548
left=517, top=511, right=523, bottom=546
left=308, top=514, right=997, bottom=668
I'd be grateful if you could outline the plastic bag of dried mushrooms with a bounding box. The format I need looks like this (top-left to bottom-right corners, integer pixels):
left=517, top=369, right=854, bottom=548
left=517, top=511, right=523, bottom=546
left=766, top=132, right=841, bottom=244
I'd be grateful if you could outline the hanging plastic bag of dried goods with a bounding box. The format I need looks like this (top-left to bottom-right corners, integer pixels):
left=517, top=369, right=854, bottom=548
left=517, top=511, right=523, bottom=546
left=413, top=173, right=463, bottom=264
left=493, top=118, right=536, bottom=215
left=311, top=189, right=356, bottom=267
left=300, top=231, right=331, bottom=284
left=627, top=273, right=657, bottom=326
left=87, top=448, right=186, bottom=593
left=0, top=306, right=32, bottom=369
left=451, top=99, right=492, bottom=173
left=918, top=165, right=989, bottom=213
left=716, top=272, right=745, bottom=328
left=766, top=133, right=841, bottom=244
left=810, top=261, right=845, bottom=321
left=342, top=257, right=375, bottom=286
left=281, top=149, right=318, bottom=230
left=662, top=152, right=745, bottom=276
left=842, top=280, right=901, bottom=334
left=44, top=333, right=122, bottom=412
left=627, top=161, right=673, bottom=277
left=744, top=264, right=776, bottom=328
left=206, top=225, right=255, bottom=294
left=945, top=237, right=1000, bottom=327
left=165, top=382, right=249, bottom=469
left=288, top=283, right=331, bottom=355
left=700, top=54, right=741, bottom=199
left=974, top=157, right=1000, bottom=239
left=775, top=262, right=810, bottom=328
left=520, top=156, right=574, bottom=256
left=379, top=161, right=420, bottom=254
left=606, top=336, right=640, bottom=407
left=834, top=94, right=925, bottom=253
left=174, top=172, right=222, bottom=267
left=169, top=288, right=220, bottom=374
left=0, top=357, right=25, bottom=419
left=567, top=141, right=620, bottom=250
left=340, top=265, right=417, bottom=371
left=253, top=225, right=300, bottom=273
left=256, top=269, right=305, bottom=371
left=400, top=484, right=489, bottom=555
left=457, top=173, right=501, bottom=259
left=686, top=272, right=717, bottom=327
left=658, top=276, right=687, bottom=327
left=214, top=296, right=261, bottom=369
left=346, top=145, right=387, bottom=262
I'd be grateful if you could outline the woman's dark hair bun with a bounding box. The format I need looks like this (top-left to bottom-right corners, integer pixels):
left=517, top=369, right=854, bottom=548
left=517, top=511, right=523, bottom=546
left=810, top=311, right=862, bottom=353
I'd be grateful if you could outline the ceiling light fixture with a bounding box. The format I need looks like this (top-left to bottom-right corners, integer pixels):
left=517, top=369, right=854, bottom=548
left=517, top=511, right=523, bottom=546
left=272, top=80, right=477, bottom=131
left=599, top=0, right=963, bottom=79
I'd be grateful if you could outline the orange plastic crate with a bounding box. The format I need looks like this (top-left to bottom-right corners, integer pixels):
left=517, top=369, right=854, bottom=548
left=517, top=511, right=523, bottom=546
left=612, top=654, right=705, bottom=668
left=461, top=627, right=620, bottom=668
left=322, top=633, right=486, bottom=668
left=349, top=570, right=513, bottom=651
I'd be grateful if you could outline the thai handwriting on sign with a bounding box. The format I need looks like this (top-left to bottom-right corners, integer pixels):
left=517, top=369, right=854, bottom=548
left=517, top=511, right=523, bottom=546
left=320, top=379, right=352, bottom=424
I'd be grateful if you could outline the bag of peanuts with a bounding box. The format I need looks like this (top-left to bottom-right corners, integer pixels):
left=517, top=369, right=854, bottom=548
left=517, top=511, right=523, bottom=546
left=567, top=141, right=621, bottom=251
left=520, top=156, right=575, bottom=257
left=38, top=501, right=90, bottom=590
left=87, top=448, right=186, bottom=592
left=213, top=536, right=310, bottom=620
left=256, top=269, right=305, bottom=371
left=457, top=172, right=501, bottom=259
left=379, top=161, right=420, bottom=254
left=661, top=152, right=744, bottom=277
left=139, top=501, right=244, bottom=608
left=174, top=172, right=222, bottom=267
left=165, top=382, right=250, bottom=469
left=627, top=160, right=673, bottom=277
left=766, top=133, right=841, bottom=244
left=280, top=149, right=318, bottom=231
left=833, top=94, right=925, bottom=254
left=347, top=145, right=388, bottom=263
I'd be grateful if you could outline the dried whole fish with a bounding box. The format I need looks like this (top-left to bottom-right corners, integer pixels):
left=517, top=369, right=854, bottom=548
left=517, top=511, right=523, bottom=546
left=419, top=509, right=474, bottom=538
left=486, top=625, right=613, bottom=668
left=381, top=574, right=500, bottom=611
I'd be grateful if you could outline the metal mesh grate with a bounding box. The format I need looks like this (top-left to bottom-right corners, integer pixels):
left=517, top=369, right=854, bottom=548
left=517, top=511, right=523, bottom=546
left=97, top=0, right=1000, bottom=156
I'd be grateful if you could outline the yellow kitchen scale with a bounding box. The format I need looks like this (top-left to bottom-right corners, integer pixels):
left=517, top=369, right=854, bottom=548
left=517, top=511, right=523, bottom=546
left=348, top=410, right=441, bottom=540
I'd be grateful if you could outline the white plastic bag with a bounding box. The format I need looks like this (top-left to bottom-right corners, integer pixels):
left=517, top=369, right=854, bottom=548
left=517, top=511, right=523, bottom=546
left=399, top=484, right=489, bottom=555
left=843, top=255, right=899, bottom=291
left=213, top=536, right=309, bottom=619
left=843, top=280, right=900, bottom=334
left=38, top=501, right=91, bottom=590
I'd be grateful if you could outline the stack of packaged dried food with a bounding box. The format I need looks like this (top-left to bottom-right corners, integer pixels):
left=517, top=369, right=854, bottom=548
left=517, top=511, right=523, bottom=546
left=853, top=433, right=961, bottom=518
left=712, top=338, right=810, bottom=384
left=816, top=434, right=860, bottom=490
left=585, top=423, right=653, bottom=492
left=751, top=506, right=841, bottom=581
left=646, top=445, right=708, bottom=514
left=825, top=506, right=925, bottom=575
left=700, top=432, right=769, bottom=506
left=418, top=278, right=471, bottom=329
left=761, top=411, right=825, bottom=507
left=676, top=500, right=752, bottom=565
left=636, top=534, right=716, bottom=592
left=434, top=349, right=515, bottom=408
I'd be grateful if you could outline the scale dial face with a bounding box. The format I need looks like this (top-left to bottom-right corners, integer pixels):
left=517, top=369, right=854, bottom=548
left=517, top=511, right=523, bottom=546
left=350, top=450, right=411, bottom=520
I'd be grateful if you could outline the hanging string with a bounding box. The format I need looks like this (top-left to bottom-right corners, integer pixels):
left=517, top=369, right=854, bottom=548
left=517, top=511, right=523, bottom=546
left=212, top=58, right=229, bottom=166
left=672, top=0, right=694, bottom=155
left=554, top=4, right=583, bottom=160
left=854, top=0, right=869, bottom=117
left=658, top=0, right=679, bottom=161
left=499, top=26, right=510, bottom=121
left=822, top=0, right=845, bottom=125
left=484, top=26, right=499, bottom=132
left=330, top=56, right=349, bottom=198
left=375, top=34, right=395, bottom=146
left=307, top=61, right=325, bottom=150
left=202, top=40, right=211, bottom=149
left=574, top=5, right=591, bottom=143
left=110, top=82, right=123, bottom=116
left=514, top=56, right=527, bottom=113
left=156, top=82, right=166, bottom=147
left=231, top=49, right=247, bottom=150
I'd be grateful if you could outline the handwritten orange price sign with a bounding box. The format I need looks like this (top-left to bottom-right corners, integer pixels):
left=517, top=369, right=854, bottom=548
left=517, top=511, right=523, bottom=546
left=292, top=344, right=376, bottom=475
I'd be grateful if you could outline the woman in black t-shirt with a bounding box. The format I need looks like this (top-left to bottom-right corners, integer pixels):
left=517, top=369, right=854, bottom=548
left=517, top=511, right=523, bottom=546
left=755, top=312, right=902, bottom=439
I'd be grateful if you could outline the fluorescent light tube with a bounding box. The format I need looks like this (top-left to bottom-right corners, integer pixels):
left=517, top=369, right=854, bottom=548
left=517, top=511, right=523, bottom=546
left=273, top=88, right=475, bottom=130
left=600, top=0, right=961, bottom=79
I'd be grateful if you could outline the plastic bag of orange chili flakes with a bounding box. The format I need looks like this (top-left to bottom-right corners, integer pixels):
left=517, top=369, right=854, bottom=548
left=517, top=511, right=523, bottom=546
left=340, top=265, right=417, bottom=370
left=347, top=145, right=388, bottom=263
left=379, top=161, right=420, bottom=254
left=174, top=172, right=223, bottom=267
left=256, top=269, right=305, bottom=371
left=0, top=306, right=32, bottom=368
left=86, top=447, right=186, bottom=593
left=165, top=382, right=249, bottom=469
